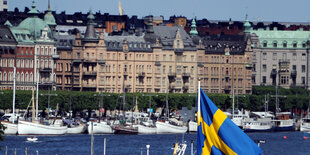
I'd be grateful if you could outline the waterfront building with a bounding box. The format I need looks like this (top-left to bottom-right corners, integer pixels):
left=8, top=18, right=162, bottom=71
left=246, top=16, right=310, bottom=89
left=196, top=34, right=253, bottom=94
left=54, top=32, right=75, bottom=90
left=0, top=1, right=57, bottom=90
left=0, top=25, right=18, bottom=90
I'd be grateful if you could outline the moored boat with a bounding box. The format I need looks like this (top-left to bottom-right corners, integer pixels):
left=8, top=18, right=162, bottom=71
left=67, top=124, right=86, bottom=134
left=18, top=120, right=67, bottom=135
left=272, top=112, right=295, bottom=131
left=87, top=121, right=113, bottom=134
left=1, top=121, right=18, bottom=135
left=156, top=119, right=187, bottom=134
left=300, top=118, right=310, bottom=132
left=243, top=118, right=274, bottom=132
left=113, top=125, right=138, bottom=134
left=137, top=124, right=157, bottom=134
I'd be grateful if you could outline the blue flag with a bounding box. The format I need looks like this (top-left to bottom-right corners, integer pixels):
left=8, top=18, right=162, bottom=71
left=197, top=89, right=262, bottom=155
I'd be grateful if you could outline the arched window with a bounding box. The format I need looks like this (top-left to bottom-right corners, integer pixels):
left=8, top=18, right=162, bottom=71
left=25, top=73, right=29, bottom=82
left=273, top=41, right=277, bottom=48
left=21, top=73, right=24, bottom=82
left=0, top=72, right=2, bottom=81
left=4, top=72, right=7, bottom=81
left=262, top=41, right=267, bottom=47
left=283, top=41, right=287, bottom=48
left=30, top=73, right=33, bottom=82
left=292, top=41, right=297, bottom=48
left=17, top=73, right=20, bottom=81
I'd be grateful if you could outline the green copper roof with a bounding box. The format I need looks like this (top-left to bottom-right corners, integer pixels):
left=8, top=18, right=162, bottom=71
left=4, top=20, right=12, bottom=27
left=244, top=14, right=251, bottom=33
left=44, top=0, right=56, bottom=26
left=87, top=10, right=95, bottom=20
left=189, top=18, right=198, bottom=36
left=28, top=1, right=39, bottom=14
left=249, top=28, right=310, bottom=49
left=18, top=16, right=51, bottom=39
left=10, top=27, right=34, bottom=44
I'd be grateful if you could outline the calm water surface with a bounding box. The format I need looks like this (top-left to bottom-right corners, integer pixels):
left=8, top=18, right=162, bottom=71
left=0, top=132, right=309, bottom=155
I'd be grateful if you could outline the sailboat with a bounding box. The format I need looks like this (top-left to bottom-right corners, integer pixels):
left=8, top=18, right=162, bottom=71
left=18, top=73, right=67, bottom=135
left=136, top=97, right=157, bottom=134
left=87, top=92, right=113, bottom=134
left=1, top=67, right=18, bottom=134
left=113, top=87, right=138, bottom=134
left=156, top=93, right=188, bottom=134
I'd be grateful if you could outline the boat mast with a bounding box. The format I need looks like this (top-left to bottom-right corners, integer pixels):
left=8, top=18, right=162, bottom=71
left=232, top=86, right=235, bottom=119
left=31, top=87, right=35, bottom=122
left=36, top=71, right=39, bottom=120
left=165, top=91, right=169, bottom=120
left=12, top=67, right=16, bottom=123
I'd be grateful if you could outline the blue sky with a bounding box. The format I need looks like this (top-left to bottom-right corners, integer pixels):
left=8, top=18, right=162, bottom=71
left=9, top=0, right=310, bottom=22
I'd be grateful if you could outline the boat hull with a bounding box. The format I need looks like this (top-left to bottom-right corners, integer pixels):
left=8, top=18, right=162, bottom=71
left=87, top=122, right=113, bottom=134
left=137, top=125, right=157, bottom=134
left=156, top=121, right=188, bottom=134
left=1, top=121, right=17, bottom=135
left=114, top=126, right=138, bottom=134
left=301, top=122, right=310, bottom=132
left=18, top=120, right=67, bottom=135
left=67, top=125, right=86, bottom=134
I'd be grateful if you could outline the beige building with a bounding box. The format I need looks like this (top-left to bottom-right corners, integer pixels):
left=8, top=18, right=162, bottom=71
left=196, top=35, right=253, bottom=94
left=0, top=0, right=8, bottom=12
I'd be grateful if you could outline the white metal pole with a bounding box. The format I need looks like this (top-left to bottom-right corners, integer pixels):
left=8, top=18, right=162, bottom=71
left=103, top=137, right=106, bottom=155
left=197, top=80, right=201, bottom=125
left=146, top=145, right=150, bottom=155
left=12, top=67, right=16, bottom=123
left=36, top=71, right=39, bottom=120
left=91, top=121, right=94, bottom=155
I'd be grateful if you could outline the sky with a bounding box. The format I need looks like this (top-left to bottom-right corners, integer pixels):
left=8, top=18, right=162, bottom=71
left=8, top=0, right=310, bottom=22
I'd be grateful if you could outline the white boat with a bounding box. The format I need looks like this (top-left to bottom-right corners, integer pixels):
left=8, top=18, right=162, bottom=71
left=67, top=124, right=86, bottom=134
left=243, top=118, right=274, bottom=132
left=156, top=119, right=188, bottom=134
left=188, top=121, right=197, bottom=132
left=300, top=118, right=310, bottom=132
left=18, top=120, right=67, bottom=135
left=1, top=121, right=18, bottom=134
left=231, top=110, right=250, bottom=128
left=272, top=112, right=295, bottom=131
left=137, top=124, right=157, bottom=134
left=87, top=121, right=113, bottom=134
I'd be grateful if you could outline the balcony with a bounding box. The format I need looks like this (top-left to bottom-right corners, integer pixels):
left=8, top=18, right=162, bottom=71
left=125, top=84, right=131, bottom=88
left=52, top=54, right=60, bottom=59
left=40, top=68, right=52, bottom=72
left=138, top=72, right=145, bottom=77
left=197, top=62, right=204, bottom=67
left=72, top=59, right=82, bottom=63
left=123, top=71, right=128, bottom=76
left=155, top=61, right=161, bottom=66
left=174, top=48, right=183, bottom=55
left=83, top=71, right=97, bottom=76
left=168, top=72, right=176, bottom=77
left=98, top=60, right=106, bottom=65
left=84, top=59, right=97, bottom=64
left=291, top=70, right=297, bottom=78
left=182, top=72, right=190, bottom=78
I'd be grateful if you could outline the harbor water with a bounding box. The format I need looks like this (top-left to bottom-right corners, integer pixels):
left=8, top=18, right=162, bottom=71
left=0, top=132, right=310, bottom=155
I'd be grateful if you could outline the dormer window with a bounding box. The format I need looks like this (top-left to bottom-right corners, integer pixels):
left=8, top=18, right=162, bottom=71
left=263, top=41, right=267, bottom=47
left=302, top=42, right=307, bottom=48
left=293, top=42, right=297, bottom=48
left=283, top=42, right=287, bottom=48
left=273, top=42, right=277, bottom=48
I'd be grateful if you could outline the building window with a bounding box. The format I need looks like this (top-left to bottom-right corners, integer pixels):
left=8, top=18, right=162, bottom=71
left=273, top=42, right=277, bottom=48
left=263, top=53, right=267, bottom=60
left=262, top=64, right=267, bottom=72
left=293, top=42, right=297, bottom=48
left=282, top=53, right=287, bottom=60
left=3, top=0, right=7, bottom=5
left=293, top=53, right=297, bottom=61
left=263, top=42, right=267, bottom=47
left=272, top=53, right=277, bottom=60
left=262, top=76, right=266, bottom=84
left=302, top=65, right=306, bottom=73
left=283, top=42, right=287, bottom=48
left=303, top=43, right=307, bottom=48
left=163, top=54, right=166, bottom=61
left=302, top=53, right=306, bottom=61
left=302, top=77, right=306, bottom=84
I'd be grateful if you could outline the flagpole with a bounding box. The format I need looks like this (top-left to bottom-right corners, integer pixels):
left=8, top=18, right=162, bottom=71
left=197, top=79, right=201, bottom=125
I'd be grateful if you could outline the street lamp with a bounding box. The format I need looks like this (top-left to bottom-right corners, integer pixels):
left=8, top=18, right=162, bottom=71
left=142, top=94, right=158, bottom=116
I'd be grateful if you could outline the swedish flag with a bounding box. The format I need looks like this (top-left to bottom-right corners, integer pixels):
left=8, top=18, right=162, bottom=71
left=197, top=88, right=262, bottom=155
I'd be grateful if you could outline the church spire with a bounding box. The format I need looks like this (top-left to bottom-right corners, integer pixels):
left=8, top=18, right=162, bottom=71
left=84, top=9, right=97, bottom=39
left=244, top=14, right=251, bottom=33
